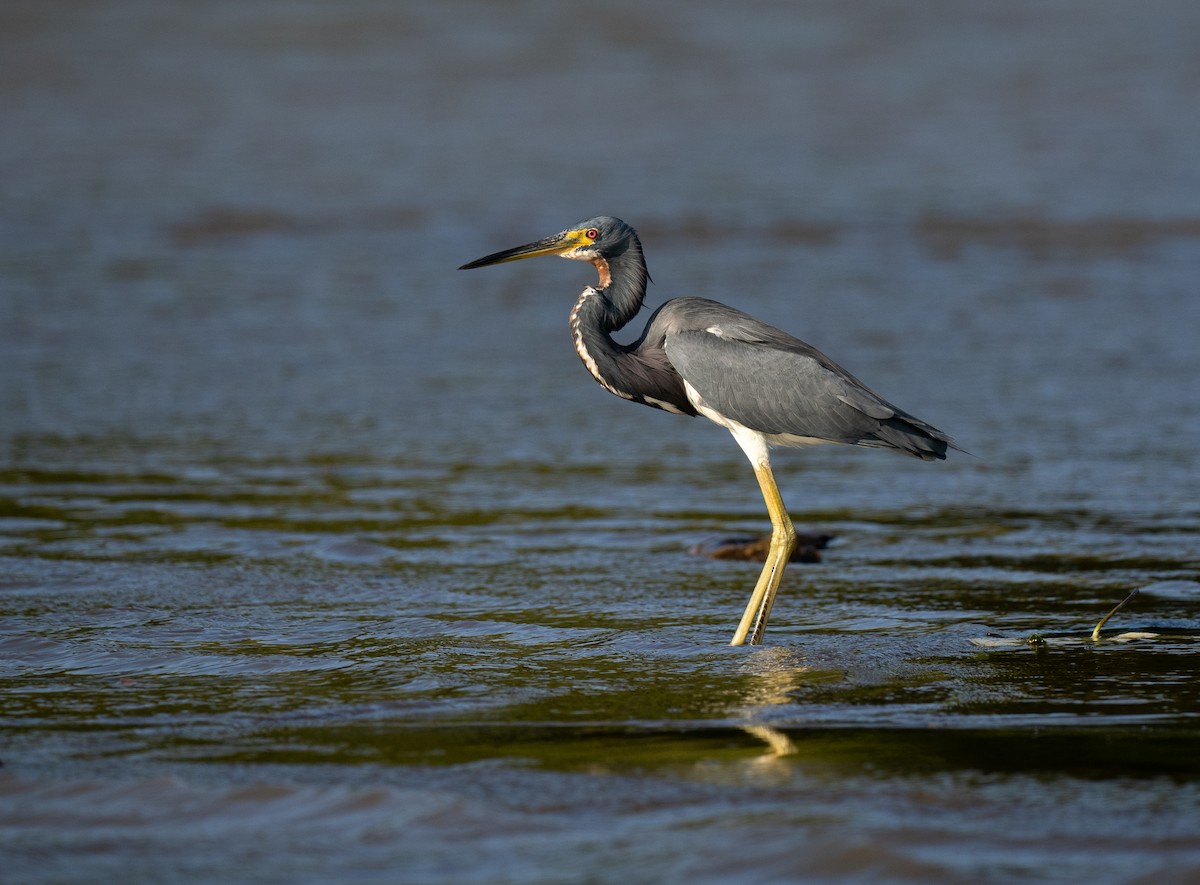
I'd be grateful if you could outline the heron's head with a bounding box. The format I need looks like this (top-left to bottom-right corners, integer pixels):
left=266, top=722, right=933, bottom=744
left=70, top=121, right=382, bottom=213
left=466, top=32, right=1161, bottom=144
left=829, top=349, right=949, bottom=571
left=459, top=216, right=638, bottom=270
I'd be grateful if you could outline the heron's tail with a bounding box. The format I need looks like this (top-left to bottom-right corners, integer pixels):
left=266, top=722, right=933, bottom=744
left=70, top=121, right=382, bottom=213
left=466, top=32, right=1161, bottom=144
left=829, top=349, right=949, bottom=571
left=872, top=414, right=956, bottom=461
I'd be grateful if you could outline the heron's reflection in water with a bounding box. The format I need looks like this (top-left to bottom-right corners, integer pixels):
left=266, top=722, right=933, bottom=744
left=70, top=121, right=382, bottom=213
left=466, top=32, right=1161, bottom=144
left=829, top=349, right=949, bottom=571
left=733, top=646, right=817, bottom=765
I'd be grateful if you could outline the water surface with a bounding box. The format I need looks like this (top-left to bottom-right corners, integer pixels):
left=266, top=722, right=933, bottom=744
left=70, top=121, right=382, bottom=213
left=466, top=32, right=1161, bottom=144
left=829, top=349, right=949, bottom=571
left=3, top=2, right=1200, bottom=882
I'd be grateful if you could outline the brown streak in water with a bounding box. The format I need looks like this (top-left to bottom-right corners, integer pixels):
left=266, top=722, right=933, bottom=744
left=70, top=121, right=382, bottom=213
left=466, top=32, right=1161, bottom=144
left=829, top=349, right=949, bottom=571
left=919, top=215, right=1200, bottom=260
left=169, top=206, right=425, bottom=247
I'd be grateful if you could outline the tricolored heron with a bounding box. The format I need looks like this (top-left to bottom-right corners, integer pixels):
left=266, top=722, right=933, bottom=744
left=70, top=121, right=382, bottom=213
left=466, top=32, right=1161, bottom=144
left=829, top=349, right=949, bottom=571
left=460, top=216, right=955, bottom=646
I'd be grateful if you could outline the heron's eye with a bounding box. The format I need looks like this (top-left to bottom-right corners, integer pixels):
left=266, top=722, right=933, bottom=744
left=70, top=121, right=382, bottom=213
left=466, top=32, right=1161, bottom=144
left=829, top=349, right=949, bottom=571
left=585, top=228, right=599, bottom=240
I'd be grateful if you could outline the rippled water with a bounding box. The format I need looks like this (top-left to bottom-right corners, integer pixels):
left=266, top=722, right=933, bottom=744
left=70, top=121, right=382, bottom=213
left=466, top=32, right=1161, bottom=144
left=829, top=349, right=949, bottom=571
left=3, top=2, right=1200, bottom=882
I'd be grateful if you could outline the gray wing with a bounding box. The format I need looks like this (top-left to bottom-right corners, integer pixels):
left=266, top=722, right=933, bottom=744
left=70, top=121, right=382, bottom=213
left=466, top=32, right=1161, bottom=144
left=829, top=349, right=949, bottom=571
left=659, top=302, right=951, bottom=460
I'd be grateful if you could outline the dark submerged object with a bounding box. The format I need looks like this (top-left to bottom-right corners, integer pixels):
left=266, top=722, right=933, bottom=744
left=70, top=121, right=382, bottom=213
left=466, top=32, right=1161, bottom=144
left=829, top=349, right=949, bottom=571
left=691, top=532, right=834, bottom=564
left=461, top=215, right=956, bottom=645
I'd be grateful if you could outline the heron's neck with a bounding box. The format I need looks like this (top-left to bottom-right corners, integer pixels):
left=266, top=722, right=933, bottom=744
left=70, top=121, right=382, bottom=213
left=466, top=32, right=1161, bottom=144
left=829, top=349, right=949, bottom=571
left=586, top=237, right=648, bottom=334
left=568, top=238, right=649, bottom=401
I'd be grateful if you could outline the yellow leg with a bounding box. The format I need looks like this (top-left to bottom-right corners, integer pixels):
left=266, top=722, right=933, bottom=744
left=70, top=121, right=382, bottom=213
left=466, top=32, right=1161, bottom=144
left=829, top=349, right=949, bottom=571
left=730, top=460, right=797, bottom=646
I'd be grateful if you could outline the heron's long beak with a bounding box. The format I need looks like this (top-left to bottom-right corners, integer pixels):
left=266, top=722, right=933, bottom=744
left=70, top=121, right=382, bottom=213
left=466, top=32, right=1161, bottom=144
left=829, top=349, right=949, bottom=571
left=459, top=229, right=590, bottom=270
